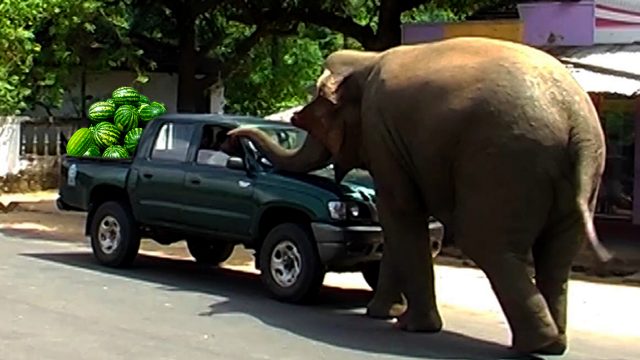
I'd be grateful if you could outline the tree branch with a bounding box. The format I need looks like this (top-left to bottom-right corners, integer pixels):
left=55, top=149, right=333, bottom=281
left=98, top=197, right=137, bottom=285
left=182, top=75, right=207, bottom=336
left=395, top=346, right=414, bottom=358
left=290, top=7, right=376, bottom=48
left=196, top=25, right=269, bottom=89
left=193, top=0, right=224, bottom=16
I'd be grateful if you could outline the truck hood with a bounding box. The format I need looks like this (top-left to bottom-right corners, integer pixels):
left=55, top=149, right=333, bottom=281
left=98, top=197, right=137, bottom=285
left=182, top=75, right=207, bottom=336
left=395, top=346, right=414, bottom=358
left=276, top=167, right=377, bottom=203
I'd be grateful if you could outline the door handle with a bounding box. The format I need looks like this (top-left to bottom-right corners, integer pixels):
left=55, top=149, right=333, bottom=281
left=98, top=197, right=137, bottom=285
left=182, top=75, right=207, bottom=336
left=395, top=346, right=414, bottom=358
left=142, top=173, right=153, bottom=179
left=188, top=176, right=201, bottom=185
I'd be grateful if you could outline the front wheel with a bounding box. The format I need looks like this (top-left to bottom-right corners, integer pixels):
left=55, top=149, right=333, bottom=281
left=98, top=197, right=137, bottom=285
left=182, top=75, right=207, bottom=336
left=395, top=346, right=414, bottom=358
left=259, top=223, right=325, bottom=303
left=90, top=201, right=140, bottom=267
left=186, top=240, right=234, bottom=265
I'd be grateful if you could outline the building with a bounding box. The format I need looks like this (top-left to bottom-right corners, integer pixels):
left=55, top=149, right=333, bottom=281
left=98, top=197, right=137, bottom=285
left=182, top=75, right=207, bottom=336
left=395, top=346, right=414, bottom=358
left=401, top=0, right=640, bottom=239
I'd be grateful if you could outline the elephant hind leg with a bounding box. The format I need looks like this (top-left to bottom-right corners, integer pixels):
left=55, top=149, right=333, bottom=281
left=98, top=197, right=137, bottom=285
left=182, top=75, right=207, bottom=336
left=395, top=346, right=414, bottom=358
left=531, top=210, right=584, bottom=355
left=461, top=241, right=560, bottom=353
left=452, top=162, right=560, bottom=353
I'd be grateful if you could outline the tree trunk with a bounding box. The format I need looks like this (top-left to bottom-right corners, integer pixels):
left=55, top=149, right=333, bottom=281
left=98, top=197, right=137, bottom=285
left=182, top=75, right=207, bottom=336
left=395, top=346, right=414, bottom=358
left=176, top=12, right=198, bottom=113
left=368, top=0, right=403, bottom=51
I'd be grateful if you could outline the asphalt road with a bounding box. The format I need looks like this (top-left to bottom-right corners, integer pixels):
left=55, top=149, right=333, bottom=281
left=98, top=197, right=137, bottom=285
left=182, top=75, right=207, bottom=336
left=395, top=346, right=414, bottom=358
left=0, top=234, right=638, bottom=360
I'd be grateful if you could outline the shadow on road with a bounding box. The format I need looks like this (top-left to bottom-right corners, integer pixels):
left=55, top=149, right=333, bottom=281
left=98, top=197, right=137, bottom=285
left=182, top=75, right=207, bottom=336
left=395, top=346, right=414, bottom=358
left=22, top=250, right=536, bottom=360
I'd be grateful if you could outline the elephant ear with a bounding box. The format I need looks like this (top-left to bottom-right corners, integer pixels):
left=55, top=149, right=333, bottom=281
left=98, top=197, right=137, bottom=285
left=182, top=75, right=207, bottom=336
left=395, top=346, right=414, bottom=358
left=317, top=49, right=379, bottom=105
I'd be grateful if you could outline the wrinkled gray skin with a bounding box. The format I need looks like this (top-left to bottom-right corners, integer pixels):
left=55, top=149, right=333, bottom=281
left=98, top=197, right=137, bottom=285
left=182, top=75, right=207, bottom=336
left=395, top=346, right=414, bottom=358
left=229, top=37, right=612, bottom=355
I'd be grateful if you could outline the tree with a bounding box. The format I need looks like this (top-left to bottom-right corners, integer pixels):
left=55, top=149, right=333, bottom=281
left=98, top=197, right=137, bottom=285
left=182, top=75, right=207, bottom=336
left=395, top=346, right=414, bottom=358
left=224, top=25, right=344, bottom=116
left=0, top=0, right=140, bottom=116
left=285, top=0, right=518, bottom=51
left=128, top=0, right=303, bottom=113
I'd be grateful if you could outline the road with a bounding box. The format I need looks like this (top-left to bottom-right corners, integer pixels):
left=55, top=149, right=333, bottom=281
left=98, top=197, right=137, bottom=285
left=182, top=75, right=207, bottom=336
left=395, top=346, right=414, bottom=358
left=0, top=234, right=639, bottom=360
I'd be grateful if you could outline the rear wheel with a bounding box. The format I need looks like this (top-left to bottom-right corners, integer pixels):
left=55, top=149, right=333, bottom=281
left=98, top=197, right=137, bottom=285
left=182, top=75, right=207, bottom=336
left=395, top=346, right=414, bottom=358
left=90, top=201, right=140, bottom=267
left=259, top=223, right=325, bottom=303
left=186, top=240, right=235, bottom=265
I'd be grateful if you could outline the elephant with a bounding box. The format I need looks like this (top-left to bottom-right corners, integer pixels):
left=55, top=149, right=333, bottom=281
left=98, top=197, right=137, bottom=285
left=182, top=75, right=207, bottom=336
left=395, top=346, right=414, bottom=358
left=229, top=36, right=613, bottom=355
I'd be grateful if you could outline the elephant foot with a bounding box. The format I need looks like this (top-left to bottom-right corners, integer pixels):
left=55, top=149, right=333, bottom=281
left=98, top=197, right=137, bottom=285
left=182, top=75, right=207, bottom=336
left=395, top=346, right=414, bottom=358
left=366, top=302, right=406, bottom=319
left=393, top=309, right=443, bottom=333
left=511, top=333, right=566, bottom=356
left=532, top=334, right=567, bottom=356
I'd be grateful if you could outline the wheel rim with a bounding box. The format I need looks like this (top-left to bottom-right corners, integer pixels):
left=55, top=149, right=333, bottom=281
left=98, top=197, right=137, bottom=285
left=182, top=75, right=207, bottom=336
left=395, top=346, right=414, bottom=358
left=97, top=215, right=121, bottom=255
left=270, top=240, right=302, bottom=288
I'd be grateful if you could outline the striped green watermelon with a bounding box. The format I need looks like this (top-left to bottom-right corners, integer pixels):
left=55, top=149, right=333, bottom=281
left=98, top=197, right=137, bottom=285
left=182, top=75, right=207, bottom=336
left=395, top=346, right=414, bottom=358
left=124, top=128, right=143, bottom=154
left=112, top=87, right=140, bottom=106
left=138, top=94, right=150, bottom=105
left=114, top=105, right=139, bottom=134
left=150, top=101, right=167, bottom=114
left=138, top=103, right=163, bottom=122
left=92, top=122, right=121, bottom=150
left=88, top=101, right=115, bottom=124
left=66, top=128, right=95, bottom=156
left=83, top=146, right=102, bottom=157
left=104, top=98, right=116, bottom=106
left=102, top=145, right=130, bottom=159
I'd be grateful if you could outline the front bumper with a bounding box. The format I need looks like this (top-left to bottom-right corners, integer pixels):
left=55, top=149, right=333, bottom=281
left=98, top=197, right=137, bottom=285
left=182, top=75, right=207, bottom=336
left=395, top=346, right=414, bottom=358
left=311, top=220, right=445, bottom=270
left=311, top=223, right=384, bottom=269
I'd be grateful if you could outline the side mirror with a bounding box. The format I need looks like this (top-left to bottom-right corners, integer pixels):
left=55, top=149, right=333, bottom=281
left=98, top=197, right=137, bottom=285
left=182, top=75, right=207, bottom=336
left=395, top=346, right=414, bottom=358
left=226, top=156, right=245, bottom=170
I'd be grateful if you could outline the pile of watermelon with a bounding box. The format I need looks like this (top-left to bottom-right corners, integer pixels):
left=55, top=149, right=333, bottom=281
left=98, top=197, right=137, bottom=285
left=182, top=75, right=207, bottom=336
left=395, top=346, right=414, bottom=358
left=65, top=86, right=167, bottom=159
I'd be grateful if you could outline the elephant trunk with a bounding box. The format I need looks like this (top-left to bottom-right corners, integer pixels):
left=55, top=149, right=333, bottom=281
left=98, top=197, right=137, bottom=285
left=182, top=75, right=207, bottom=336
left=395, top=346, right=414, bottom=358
left=229, top=127, right=332, bottom=173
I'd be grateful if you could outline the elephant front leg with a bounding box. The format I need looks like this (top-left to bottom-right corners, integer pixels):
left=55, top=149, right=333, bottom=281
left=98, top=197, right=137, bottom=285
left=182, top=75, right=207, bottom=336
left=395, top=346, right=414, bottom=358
left=366, top=251, right=407, bottom=319
left=377, top=197, right=443, bottom=333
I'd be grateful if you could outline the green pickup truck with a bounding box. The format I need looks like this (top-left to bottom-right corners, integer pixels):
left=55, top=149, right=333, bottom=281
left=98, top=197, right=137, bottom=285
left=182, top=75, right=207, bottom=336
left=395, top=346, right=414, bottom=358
left=57, top=114, right=444, bottom=303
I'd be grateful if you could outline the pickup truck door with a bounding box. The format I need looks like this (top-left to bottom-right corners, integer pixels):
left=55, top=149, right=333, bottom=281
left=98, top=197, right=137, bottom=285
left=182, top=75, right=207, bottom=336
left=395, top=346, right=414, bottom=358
left=182, top=154, right=257, bottom=238
left=130, top=121, right=197, bottom=226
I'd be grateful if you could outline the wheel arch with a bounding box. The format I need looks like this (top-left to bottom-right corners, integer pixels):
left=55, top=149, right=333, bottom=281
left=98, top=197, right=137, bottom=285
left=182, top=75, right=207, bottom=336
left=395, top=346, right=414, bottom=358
left=85, top=185, right=132, bottom=236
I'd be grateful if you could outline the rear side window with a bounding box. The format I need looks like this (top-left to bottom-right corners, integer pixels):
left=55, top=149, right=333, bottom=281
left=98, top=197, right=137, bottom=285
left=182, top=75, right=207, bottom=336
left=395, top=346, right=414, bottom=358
left=151, top=122, right=194, bottom=162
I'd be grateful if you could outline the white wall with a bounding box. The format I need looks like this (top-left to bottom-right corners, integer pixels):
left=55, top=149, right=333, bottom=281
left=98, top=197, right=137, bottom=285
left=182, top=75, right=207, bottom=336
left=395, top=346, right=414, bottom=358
left=0, top=117, right=28, bottom=176
left=23, top=70, right=225, bottom=118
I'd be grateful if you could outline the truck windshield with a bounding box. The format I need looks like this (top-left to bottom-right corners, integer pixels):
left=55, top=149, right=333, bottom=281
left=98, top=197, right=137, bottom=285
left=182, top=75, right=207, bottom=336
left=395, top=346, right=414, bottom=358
left=244, top=125, right=373, bottom=187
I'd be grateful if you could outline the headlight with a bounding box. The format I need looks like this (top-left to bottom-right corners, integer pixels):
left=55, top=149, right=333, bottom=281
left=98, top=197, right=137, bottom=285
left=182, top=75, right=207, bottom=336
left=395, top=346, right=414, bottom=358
left=328, top=201, right=347, bottom=220
left=328, top=201, right=363, bottom=220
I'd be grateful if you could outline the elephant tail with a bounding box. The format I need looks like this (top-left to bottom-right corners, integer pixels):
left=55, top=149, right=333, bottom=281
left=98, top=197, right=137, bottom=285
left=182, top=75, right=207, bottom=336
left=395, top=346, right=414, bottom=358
left=573, top=136, right=613, bottom=264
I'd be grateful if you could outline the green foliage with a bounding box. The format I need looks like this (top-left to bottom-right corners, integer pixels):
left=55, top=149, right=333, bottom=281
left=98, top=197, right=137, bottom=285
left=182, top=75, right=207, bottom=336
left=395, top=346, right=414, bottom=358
left=224, top=25, right=344, bottom=116
left=0, top=0, right=142, bottom=115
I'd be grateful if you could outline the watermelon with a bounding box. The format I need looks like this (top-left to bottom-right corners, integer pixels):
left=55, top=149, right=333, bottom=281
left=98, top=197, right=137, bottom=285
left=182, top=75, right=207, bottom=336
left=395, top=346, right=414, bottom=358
left=138, top=94, right=150, bottom=105
left=138, top=103, right=163, bottom=122
left=124, top=128, right=143, bottom=154
left=66, top=128, right=95, bottom=156
left=83, top=146, right=102, bottom=157
left=112, top=86, right=140, bottom=106
left=102, top=145, right=130, bottom=159
left=88, top=101, right=115, bottom=124
left=92, top=122, right=121, bottom=150
left=150, top=101, right=167, bottom=114
left=104, top=98, right=116, bottom=106
left=114, top=104, right=139, bottom=134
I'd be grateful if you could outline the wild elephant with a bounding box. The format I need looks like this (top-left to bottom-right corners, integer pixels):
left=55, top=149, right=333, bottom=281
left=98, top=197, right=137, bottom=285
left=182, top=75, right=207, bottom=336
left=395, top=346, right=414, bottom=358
left=229, top=37, right=612, bottom=355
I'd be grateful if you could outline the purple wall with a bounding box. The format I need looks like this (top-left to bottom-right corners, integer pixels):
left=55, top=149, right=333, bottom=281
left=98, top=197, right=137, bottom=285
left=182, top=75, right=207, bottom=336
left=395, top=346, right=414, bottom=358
left=518, top=1, right=595, bottom=46
left=401, top=1, right=597, bottom=47
left=401, top=24, right=444, bottom=45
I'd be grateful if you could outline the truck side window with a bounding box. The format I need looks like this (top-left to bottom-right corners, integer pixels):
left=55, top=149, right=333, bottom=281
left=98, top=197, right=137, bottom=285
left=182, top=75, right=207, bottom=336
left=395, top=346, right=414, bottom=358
left=151, top=122, right=193, bottom=162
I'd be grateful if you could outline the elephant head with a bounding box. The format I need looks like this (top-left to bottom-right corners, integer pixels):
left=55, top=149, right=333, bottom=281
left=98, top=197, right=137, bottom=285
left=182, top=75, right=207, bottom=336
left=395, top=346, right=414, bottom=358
left=228, top=49, right=380, bottom=183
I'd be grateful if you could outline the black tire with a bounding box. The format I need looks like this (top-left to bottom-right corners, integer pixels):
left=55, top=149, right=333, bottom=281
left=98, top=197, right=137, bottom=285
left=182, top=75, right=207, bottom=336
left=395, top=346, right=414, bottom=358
left=186, top=240, right=234, bottom=265
left=90, top=201, right=140, bottom=268
left=361, top=261, right=380, bottom=291
left=259, top=223, right=325, bottom=303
